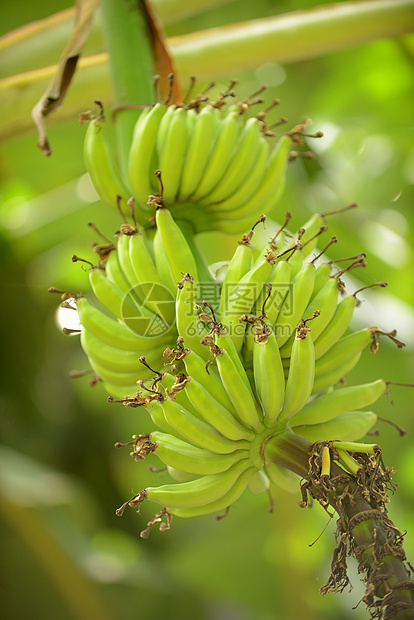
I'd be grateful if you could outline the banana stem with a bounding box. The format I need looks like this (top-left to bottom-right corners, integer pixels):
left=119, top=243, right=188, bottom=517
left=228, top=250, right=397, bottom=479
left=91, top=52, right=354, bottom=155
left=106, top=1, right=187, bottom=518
left=100, top=0, right=155, bottom=181
left=264, top=429, right=414, bottom=617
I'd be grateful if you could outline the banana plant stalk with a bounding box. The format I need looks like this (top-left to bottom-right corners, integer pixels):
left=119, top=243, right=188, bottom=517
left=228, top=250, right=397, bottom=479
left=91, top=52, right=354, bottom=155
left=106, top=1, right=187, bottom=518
left=264, top=430, right=414, bottom=618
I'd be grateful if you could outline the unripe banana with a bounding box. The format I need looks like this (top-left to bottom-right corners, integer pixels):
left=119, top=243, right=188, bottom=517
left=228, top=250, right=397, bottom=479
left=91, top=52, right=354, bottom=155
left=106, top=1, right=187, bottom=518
left=277, top=322, right=315, bottom=426
left=293, top=410, right=378, bottom=443
left=247, top=469, right=270, bottom=495
left=184, top=376, right=255, bottom=441
left=151, top=431, right=249, bottom=475
left=192, top=111, right=243, bottom=201
left=264, top=461, right=298, bottom=493
left=170, top=465, right=256, bottom=517
left=155, top=207, right=199, bottom=283
left=311, top=352, right=362, bottom=395
left=213, top=135, right=291, bottom=222
left=253, top=327, right=285, bottom=424
left=219, top=240, right=254, bottom=318
left=76, top=296, right=157, bottom=351
left=175, top=275, right=208, bottom=360
left=83, top=114, right=131, bottom=212
left=145, top=458, right=252, bottom=509
left=208, top=137, right=269, bottom=213
left=290, top=379, right=386, bottom=426
left=215, top=347, right=264, bottom=430
left=275, top=262, right=315, bottom=348
left=128, top=103, right=167, bottom=203
left=158, top=107, right=189, bottom=202
left=279, top=276, right=339, bottom=358
left=312, top=263, right=332, bottom=298
left=183, top=349, right=237, bottom=414
left=314, top=294, right=357, bottom=360
left=161, top=397, right=249, bottom=454
left=179, top=105, right=221, bottom=200
left=299, top=213, right=326, bottom=257
left=263, top=259, right=292, bottom=326
left=314, top=328, right=374, bottom=380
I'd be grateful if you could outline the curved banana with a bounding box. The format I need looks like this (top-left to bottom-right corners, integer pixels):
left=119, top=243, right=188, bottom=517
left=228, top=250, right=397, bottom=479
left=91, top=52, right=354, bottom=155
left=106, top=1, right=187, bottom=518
left=175, top=275, right=208, bottom=359
left=153, top=228, right=177, bottom=295
left=279, top=276, right=339, bottom=358
left=169, top=465, right=256, bottom=517
left=179, top=105, right=221, bottom=200
left=223, top=250, right=276, bottom=352
left=83, top=115, right=131, bottom=212
left=128, top=103, right=167, bottom=203
left=215, top=347, right=264, bottom=430
left=80, top=327, right=155, bottom=374
left=145, top=458, right=252, bottom=509
left=158, top=107, right=189, bottom=202
left=253, top=328, right=285, bottom=424
left=290, top=379, right=387, bottom=426
left=274, top=262, right=315, bottom=348
left=183, top=349, right=237, bottom=414
left=161, top=397, right=249, bottom=454
left=155, top=207, right=199, bottom=284
left=293, top=410, right=378, bottom=443
left=311, top=352, right=363, bottom=395
left=277, top=322, right=315, bottom=426
left=219, top=239, right=254, bottom=318
left=184, top=376, right=255, bottom=441
left=314, top=294, right=357, bottom=360
left=151, top=431, right=249, bottom=475
left=212, top=134, right=291, bottom=222
left=76, top=296, right=157, bottom=351
left=192, top=111, right=243, bottom=201
left=208, top=136, right=269, bottom=213
left=311, top=263, right=332, bottom=298
left=314, top=328, right=374, bottom=381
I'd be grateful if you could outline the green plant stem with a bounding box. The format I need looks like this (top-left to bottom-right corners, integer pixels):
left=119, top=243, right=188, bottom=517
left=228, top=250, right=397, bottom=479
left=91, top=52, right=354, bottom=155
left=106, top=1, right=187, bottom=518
left=263, top=429, right=414, bottom=618
left=2, top=0, right=414, bottom=142
left=100, top=0, right=155, bottom=181
left=171, top=0, right=414, bottom=80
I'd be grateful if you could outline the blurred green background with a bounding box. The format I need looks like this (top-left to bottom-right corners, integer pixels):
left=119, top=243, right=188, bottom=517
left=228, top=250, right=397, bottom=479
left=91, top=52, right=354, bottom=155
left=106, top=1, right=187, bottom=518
left=0, top=1, right=413, bottom=619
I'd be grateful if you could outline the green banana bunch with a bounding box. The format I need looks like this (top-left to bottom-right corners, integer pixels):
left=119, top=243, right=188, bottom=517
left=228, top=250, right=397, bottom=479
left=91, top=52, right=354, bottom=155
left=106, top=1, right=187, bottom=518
left=82, top=83, right=310, bottom=233
left=55, top=171, right=407, bottom=529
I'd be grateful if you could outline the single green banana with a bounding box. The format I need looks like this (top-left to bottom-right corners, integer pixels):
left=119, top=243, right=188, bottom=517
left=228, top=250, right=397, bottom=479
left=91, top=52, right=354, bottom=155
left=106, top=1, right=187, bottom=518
left=183, top=349, right=238, bottom=415
left=263, top=259, right=292, bottom=326
left=274, top=262, right=315, bottom=348
left=293, top=410, right=378, bottom=443
left=311, top=352, right=362, bottom=395
left=87, top=350, right=162, bottom=387
left=314, top=294, right=357, bottom=360
left=215, top=348, right=264, bottom=430
left=208, top=137, right=269, bottom=213
left=219, top=239, right=254, bottom=318
left=223, top=250, right=276, bottom=352
left=314, top=328, right=374, bottom=380
left=146, top=400, right=189, bottom=442
left=277, top=323, right=315, bottom=426
left=311, top=263, right=332, bottom=298
left=76, top=296, right=157, bottom=351
left=290, top=379, right=387, bottom=426
left=158, top=107, right=189, bottom=202
left=169, top=465, right=256, bottom=517
left=145, top=458, right=253, bottom=509
left=253, top=327, right=285, bottom=424
left=151, top=431, right=249, bottom=475
left=214, top=330, right=251, bottom=390
left=83, top=115, right=131, bottom=212
left=161, top=397, right=249, bottom=454
left=212, top=134, right=291, bottom=222
left=81, top=327, right=153, bottom=374
left=185, top=376, right=255, bottom=441
left=279, top=276, right=339, bottom=358
left=192, top=111, right=243, bottom=201
left=128, top=103, right=167, bottom=204
left=175, top=275, right=208, bottom=359
left=153, top=228, right=177, bottom=295
left=179, top=105, right=221, bottom=200
left=155, top=207, right=199, bottom=283
left=89, top=266, right=141, bottom=322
